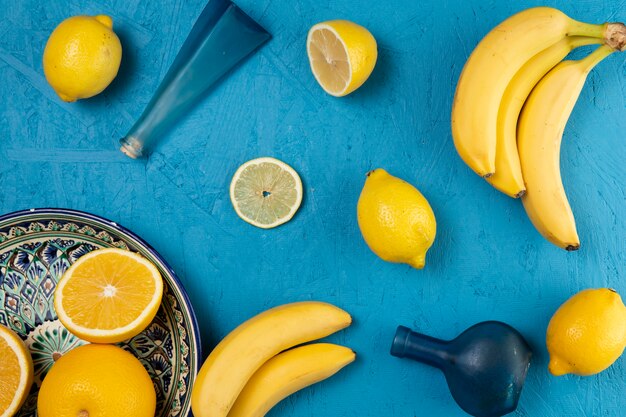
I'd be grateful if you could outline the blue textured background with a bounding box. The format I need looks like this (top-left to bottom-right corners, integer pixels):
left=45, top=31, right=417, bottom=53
left=1, top=0, right=625, bottom=416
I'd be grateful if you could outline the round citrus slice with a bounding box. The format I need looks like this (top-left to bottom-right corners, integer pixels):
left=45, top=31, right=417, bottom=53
left=54, top=248, right=163, bottom=344
left=230, top=157, right=303, bottom=229
left=0, top=325, right=33, bottom=417
left=307, top=20, right=377, bottom=97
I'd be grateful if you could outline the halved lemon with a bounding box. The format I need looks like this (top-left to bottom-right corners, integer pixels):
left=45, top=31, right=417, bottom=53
left=230, top=157, right=303, bottom=229
left=307, top=20, right=377, bottom=97
left=0, top=325, right=33, bottom=417
left=54, top=248, right=163, bottom=343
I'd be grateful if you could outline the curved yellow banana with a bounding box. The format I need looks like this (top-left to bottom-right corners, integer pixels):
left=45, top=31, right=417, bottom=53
left=452, top=7, right=605, bottom=178
left=487, top=36, right=602, bottom=197
left=190, top=302, right=352, bottom=417
left=229, top=343, right=356, bottom=417
left=518, top=45, right=615, bottom=250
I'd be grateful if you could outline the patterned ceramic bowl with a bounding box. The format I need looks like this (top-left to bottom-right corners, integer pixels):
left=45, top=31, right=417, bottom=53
left=0, top=208, right=200, bottom=417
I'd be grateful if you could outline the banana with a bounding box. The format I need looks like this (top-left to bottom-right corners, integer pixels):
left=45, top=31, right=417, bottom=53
left=487, top=36, right=602, bottom=197
left=518, top=45, right=616, bottom=250
left=452, top=7, right=606, bottom=178
left=190, top=302, right=352, bottom=417
left=229, top=343, right=356, bottom=417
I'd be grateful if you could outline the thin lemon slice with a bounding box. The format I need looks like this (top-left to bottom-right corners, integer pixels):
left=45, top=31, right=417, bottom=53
left=307, top=20, right=377, bottom=97
left=54, top=248, right=163, bottom=343
left=230, top=157, right=303, bottom=229
left=0, top=326, right=33, bottom=417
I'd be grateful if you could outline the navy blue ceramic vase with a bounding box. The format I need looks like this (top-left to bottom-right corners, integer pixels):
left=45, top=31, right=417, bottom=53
left=391, top=321, right=532, bottom=417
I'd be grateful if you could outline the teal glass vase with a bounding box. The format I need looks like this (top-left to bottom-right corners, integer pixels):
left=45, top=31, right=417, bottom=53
left=120, top=0, right=270, bottom=158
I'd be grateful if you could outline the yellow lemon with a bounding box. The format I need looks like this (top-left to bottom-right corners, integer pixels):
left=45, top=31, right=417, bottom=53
left=37, top=344, right=156, bottom=417
left=547, top=288, right=626, bottom=376
left=357, top=169, right=436, bottom=269
left=307, top=20, right=377, bottom=96
left=54, top=248, right=163, bottom=343
left=0, top=325, right=33, bottom=417
left=43, top=15, right=122, bottom=102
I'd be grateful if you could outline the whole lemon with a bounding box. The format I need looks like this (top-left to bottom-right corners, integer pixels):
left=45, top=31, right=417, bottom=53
left=37, top=344, right=156, bottom=417
left=357, top=169, right=436, bottom=269
left=43, top=15, right=122, bottom=102
left=547, top=288, right=626, bottom=376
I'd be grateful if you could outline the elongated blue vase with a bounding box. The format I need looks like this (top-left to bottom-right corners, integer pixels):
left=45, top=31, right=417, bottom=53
left=391, top=321, right=532, bottom=417
left=120, top=0, right=270, bottom=158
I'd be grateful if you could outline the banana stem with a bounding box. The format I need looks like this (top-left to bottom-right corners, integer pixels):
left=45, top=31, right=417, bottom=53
left=568, top=21, right=626, bottom=51
left=579, top=44, right=615, bottom=72
left=567, top=20, right=608, bottom=38
left=568, top=36, right=604, bottom=49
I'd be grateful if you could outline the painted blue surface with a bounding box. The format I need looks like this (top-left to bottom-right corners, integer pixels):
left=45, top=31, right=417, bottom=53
left=0, top=1, right=624, bottom=416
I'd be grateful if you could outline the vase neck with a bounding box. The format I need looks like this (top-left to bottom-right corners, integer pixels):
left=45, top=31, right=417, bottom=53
left=391, top=326, right=449, bottom=369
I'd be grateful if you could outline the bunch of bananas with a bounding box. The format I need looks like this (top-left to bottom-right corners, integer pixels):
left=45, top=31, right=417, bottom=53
left=452, top=7, right=625, bottom=250
left=190, top=301, right=354, bottom=417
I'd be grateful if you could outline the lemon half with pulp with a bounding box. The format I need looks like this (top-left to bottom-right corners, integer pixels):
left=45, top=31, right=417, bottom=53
left=307, top=20, right=377, bottom=97
left=0, top=325, right=33, bottom=417
left=230, top=157, right=303, bottom=229
left=54, top=248, right=163, bottom=343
